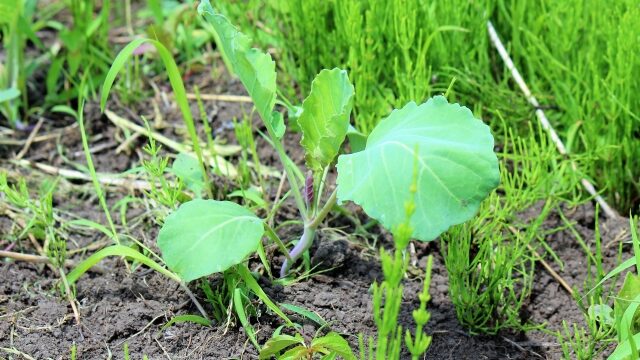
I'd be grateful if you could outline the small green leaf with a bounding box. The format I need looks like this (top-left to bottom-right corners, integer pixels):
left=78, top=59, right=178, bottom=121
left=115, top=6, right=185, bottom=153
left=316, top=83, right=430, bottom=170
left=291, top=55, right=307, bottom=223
left=587, top=257, right=635, bottom=298
left=346, top=124, right=367, bottom=153
left=588, top=304, right=614, bottom=326
left=157, top=200, right=264, bottom=282
left=172, top=153, right=205, bottom=197
left=310, top=332, right=356, bottom=360
left=259, top=334, right=305, bottom=359
left=271, top=111, right=286, bottom=140
left=337, top=96, right=499, bottom=241
left=298, top=68, right=354, bottom=172
left=68, top=219, right=115, bottom=241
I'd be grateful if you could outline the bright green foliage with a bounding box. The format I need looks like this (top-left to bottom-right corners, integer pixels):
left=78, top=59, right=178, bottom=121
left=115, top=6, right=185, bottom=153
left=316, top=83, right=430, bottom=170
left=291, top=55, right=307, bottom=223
left=337, top=96, right=499, bottom=241
left=198, top=0, right=276, bottom=124
left=259, top=332, right=355, bottom=359
left=298, top=68, right=354, bottom=173
left=157, top=199, right=264, bottom=282
left=496, top=0, right=640, bottom=212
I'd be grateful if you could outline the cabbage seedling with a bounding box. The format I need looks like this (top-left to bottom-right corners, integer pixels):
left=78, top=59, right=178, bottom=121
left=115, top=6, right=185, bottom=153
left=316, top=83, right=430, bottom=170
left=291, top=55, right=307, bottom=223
left=151, top=0, right=500, bottom=283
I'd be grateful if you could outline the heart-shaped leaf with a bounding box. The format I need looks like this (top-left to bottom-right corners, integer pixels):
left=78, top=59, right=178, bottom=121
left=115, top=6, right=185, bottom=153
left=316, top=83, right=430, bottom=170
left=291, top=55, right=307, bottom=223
left=298, top=68, right=354, bottom=172
left=336, top=96, right=499, bottom=241
left=157, top=199, right=264, bottom=282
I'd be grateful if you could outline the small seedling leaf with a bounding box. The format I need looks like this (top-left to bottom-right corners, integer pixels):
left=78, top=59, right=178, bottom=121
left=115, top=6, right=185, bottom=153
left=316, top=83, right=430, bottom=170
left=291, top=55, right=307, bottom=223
left=259, top=334, right=305, bottom=359
left=171, top=153, right=205, bottom=197
left=271, top=111, right=286, bottom=140
left=336, top=96, right=499, bottom=241
left=346, top=124, right=367, bottom=153
left=310, top=332, right=356, bottom=359
left=297, top=68, right=355, bottom=172
left=157, top=200, right=264, bottom=282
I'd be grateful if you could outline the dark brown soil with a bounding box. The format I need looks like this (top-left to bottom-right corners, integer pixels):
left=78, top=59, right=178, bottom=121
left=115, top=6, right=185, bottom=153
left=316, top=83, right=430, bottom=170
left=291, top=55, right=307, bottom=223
left=0, top=65, right=633, bottom=359
left=0, top=200, right=630, bottom=359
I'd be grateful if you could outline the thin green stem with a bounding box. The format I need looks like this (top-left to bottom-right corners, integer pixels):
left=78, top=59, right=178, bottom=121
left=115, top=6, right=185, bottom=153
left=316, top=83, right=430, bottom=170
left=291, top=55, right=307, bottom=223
left=308, top=188, right=337, bottom=229
left=77, top=101, right=120, bottom=245
left=265, top=126, right=308, bottom=221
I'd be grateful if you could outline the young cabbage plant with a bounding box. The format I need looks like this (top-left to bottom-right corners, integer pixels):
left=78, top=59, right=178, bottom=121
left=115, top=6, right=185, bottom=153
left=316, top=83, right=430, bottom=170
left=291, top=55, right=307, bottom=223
left=158, top=0, right=500, bottom=286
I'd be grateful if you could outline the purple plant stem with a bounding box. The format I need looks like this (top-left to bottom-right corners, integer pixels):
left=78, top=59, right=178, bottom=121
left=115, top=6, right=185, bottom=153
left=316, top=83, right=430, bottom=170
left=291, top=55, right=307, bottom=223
left=3, top=242, right=16, bottom=252
left=280, top=226, right=316, bottom=278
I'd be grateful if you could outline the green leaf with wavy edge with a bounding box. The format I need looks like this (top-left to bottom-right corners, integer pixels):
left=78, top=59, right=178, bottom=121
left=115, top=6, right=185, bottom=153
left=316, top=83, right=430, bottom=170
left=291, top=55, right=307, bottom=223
left=157, top=199, right=264, bottom=282
left=336, top=96, right=499, bottom=241
left=197, top=0, right=276, bottom=124
left=297, top=68, right=354, bottom=172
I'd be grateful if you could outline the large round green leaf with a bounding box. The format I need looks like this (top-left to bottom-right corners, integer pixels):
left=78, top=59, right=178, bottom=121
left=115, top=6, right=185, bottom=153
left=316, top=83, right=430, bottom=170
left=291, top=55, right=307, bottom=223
left=336, top=96, right=499, bottom=241
left=157, top=199, right=264, bottom=282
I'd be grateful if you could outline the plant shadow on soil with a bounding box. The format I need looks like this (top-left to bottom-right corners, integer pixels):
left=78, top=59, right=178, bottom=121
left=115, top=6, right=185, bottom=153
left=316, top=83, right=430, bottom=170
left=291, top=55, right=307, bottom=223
left=0, top=68, right=631, bottom=359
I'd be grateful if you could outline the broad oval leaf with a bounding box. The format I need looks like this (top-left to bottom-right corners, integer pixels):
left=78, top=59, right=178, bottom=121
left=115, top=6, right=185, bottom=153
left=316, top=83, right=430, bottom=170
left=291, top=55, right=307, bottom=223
left=298, top=68, right=354, bottom=172
left=336, top=96, right=499, bottom=241
left=157, top=199, right=264, bottom=282
left=198, top=0, right=276, bottom=124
